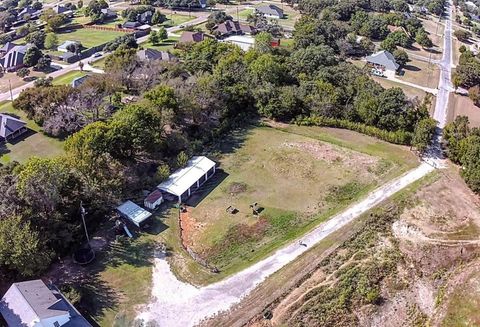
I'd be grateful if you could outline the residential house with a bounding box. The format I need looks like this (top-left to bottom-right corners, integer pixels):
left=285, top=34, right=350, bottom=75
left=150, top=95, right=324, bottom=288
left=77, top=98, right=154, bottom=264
left=0, top=43, right=33, bottom=72
left=53, top=5, right=74, bottom=17
left=123, top=21, right=141, bottom=29
left=0, top=114, right=27, bottom=142
left=255, top=4, right=284, bottom=19
left=71, top=75, right=89, bottom=88
left=366, top=50, right=400, bottom=78
left=57, top=40, right=81, bottom=53
left=0, top=279, right=92, bottom=327
left=138, top=10, right=152, bottom=24
left=178, top=31, right=207, bottom=44
left=101, top=8, right=118, bottom=19
left=18, top=6, right=42, bottom=20
left=213, top=20, right=256, bottom=38
left=137, top=48, right=178, bottom=61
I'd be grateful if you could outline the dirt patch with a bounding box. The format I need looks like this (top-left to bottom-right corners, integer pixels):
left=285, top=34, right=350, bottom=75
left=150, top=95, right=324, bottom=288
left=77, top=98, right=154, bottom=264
left=447, top=93, right=480, bottom=128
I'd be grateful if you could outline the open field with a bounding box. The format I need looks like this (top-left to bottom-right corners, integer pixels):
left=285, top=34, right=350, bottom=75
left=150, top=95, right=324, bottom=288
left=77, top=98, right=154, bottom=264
left=180, top=125, right=419, bottom=276
left=0, top=70, right=46, bottom=94
left=55, top=28, right=126, bottom=48
left=161, top=13, right=193, bottom=27
left=52, top=70, right=86, bottom=85
left=141, top=37, right=179, bottom=51
left=0, top=102, right=64, bottom=163
left=447, top=93, right=480, bottom=127
left=397, top=59, right=440, bottom=89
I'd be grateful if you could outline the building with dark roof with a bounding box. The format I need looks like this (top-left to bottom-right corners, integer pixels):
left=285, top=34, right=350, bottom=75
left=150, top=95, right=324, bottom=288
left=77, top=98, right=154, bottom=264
left=137, top=48, right=178, bottom=61
left=101, top=8, right=118, bottom=19
left=0, top=279, right=92, bottom=327
left=255, top=4, right=284, bottom=19
left=0, top=114, right=27, bottom=142
left=0, top=43, right=33, bottom=71
left=213, top=20, right=256, bottom=38
left=123, top=21, right=141, bottom=29
left=178, top=31, right=207, bottom=44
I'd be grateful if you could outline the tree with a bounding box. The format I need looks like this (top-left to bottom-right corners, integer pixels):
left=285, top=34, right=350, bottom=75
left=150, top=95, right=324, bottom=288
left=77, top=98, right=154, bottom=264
left=16, top=67, right=30, bottom=79
left=460, top=135, right=480, bottom=193
left=468, top=85, right=480, bottom=106
left=144, top=84, right=178, bottom=111
left=289, top=44, right=337, bottom=76
left=157, top=26, right=168, bottom=41
left=151, top=10, right=166, bottom=24
left=0, top=12, right=15, bottom=33
left=40, top=9, right=68, bottom=32
left=148, top=30, right=160, bottom=45
left=454, top=29, right=471, bottom=42
left=78, top=0, right=83, bottom=8
left=415, top=30, right=433, bottom=48
left=176, top=151, right=188, bottom=167
left=25, top=30, right=46, bottom=48
left=35, top=55, right=51, bottom=70
left=23, top=46, right=42, bottom=67
left=44, top=32, right=58, bottom=50
left=452, top=72, right=463, bottom=91
left=254, top=31, right=273, bottom=53
left=412, top=117, right=437, bottom=154
left=0, top=216, right=52, bottom=278
left=393, top=49, right=410, bottom=67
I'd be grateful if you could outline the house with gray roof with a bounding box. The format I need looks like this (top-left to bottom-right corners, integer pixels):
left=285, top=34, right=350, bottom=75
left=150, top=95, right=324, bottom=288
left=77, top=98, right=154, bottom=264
left=137, top=48, right=178, bottom=62
left=0, top=114, right=27, bottom=142
left=0, top=43, right=33, bottom=72
left=366, top=50, right=400, bottom=77
left=178, top=31, right=207, bottom=44
left=255, top=4, right=284, bottom=19
left=213, top=20, right=256, bottom=38
left=0, top=279, right=92, bottom=327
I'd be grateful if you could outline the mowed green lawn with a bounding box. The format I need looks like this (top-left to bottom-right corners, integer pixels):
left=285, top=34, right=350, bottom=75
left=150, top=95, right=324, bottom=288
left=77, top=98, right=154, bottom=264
left=55, top=28, right=126, bottom=49
left=0, top=102, right=64, bottom=164
left=52, top=70, right=87, bottom=85
left=160, top=13, right=193, bottom=27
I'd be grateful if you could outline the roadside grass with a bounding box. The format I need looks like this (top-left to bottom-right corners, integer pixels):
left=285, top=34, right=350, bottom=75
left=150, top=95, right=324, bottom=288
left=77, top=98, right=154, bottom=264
left=55, top=28, right=126, bottom=49
left=442, top=270, right=480, bottom=326
left=52, top=70, right=87, bottom=85
left=0, top=70, right=46, bottom=93
left=397, top=59, right=440, bottom=89
left=237, top=8, right=254, bottom=20
left=0, top=102, right=64, bottom=164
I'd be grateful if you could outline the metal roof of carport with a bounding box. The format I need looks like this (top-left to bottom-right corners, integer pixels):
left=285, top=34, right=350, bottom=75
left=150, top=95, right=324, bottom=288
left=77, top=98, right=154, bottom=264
left=157, top=156, right=216, bottom=197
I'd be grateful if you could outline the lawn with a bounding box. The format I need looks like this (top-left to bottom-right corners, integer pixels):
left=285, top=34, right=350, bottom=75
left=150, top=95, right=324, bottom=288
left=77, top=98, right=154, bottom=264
left=55, top=28, right=126, bottom=49
left=0, top=102, right=64, bottom=164
left=160, top=13, right=193, bottom=27
left=397, top=59, right=440, bottom=89
left=0, top=71, right=46, bottom=94
left=447, top=93, right=480, bottom=127
left=140, top=37, right=179, bottom=51
left=52, top=70, right=87, bottom=86
left=175, top=125, right=419, bottom=277
left=238, top=8, right=254, bottom=20
left=237, top=6, right=299, bottom=27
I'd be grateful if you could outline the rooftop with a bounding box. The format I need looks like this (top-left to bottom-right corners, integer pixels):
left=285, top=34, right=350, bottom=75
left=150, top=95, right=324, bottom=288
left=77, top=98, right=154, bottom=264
left=117, top=200, right=152, bottom=226
left=366, top=50, right=400, bottom=71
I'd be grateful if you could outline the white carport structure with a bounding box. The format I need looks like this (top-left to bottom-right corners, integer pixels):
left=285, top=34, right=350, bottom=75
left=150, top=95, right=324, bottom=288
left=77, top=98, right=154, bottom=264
left=117, top=200, right=152, bottom=227
left=158, top=156, right=216, bottom=203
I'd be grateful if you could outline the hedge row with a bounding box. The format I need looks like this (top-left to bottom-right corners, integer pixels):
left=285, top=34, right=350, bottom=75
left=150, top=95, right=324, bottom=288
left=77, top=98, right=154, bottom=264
left=294, top=116, right=413, bottom=145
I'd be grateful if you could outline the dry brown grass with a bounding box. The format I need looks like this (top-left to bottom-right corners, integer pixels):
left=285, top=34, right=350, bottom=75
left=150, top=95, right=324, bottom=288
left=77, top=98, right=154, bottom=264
left=447, top=93, right=480, bottom=127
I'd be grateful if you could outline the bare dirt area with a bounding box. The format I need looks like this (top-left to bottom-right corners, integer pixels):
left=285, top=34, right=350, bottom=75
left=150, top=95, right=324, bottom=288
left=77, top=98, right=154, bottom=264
left=215, top=167, right=480, bottom=327
left=447, top=93, right=480, bottom=127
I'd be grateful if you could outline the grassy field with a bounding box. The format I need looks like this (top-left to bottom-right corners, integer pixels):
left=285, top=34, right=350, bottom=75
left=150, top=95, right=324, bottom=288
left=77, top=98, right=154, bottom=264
left=0, top=102, right=64, bottom=164
left=176, top=125, right=420, bottom=278
left=52, top=70, right=87, bottom=85
left=141, top=37, right=179, bottom=51
left=55, top=28, right=126, bottom=49
left=447, top=93, right=480, bottom=127
left=443, top=270, right=480, bottom=326
left=397, top=59, right=440, bottom=89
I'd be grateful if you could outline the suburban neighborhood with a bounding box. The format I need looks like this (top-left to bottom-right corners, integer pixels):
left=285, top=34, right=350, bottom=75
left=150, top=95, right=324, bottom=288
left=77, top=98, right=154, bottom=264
left=0, top=0, right=480, bottom=326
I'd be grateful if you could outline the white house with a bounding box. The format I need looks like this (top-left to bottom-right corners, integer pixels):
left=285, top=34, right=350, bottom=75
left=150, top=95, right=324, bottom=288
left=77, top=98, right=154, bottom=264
left=144, top=189, right=163, bottom=210
left=0, top=280, right=91, bottom=327
left=222, top=35, right=255, bottom=51
left=365, top=50, right=400, bottom=78
left=255, top=4, right=284, bottom=19
left=117, top=200, right=152, bottom=227
left=158, top=156, right=216, bottom=203
left=57, top=40, right=81, bottom=53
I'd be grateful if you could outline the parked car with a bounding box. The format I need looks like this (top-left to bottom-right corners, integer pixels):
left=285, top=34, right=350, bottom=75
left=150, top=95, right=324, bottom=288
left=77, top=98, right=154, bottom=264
left=93, top=52, right=102, bottom=58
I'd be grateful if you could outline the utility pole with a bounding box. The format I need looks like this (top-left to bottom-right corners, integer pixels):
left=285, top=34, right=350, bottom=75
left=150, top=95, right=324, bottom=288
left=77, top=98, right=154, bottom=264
left=8, top=79, right=13, bottom=101
left=80, top=201, right=90, bottom=244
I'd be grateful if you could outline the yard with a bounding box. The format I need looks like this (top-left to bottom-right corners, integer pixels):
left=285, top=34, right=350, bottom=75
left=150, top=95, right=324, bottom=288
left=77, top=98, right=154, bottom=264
left=52, top=70, right=87, bottom=85
left=237, top=3, right=300, bottom=27
left=397, top=59, right=440, bottom=89
left=55, top=28, right=126, bottom=49
left=140, top=37, right=179, bottom=51
left=160, top=13, right=193, bottom=27
left=0, top=102, right=64, bottom=164
left=0, top=70, right=46, bottom=94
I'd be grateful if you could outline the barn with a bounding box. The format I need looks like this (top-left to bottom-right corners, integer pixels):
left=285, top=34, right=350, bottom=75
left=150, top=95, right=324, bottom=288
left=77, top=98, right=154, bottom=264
left=158, top=156, right=216, bottom=203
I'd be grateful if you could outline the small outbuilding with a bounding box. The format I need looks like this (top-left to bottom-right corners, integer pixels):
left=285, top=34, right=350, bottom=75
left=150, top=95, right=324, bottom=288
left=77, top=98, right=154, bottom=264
left=144, top=189, right=163, bottom=210
left=117, top=200, right=152, bottom=227
left=158, top=156, right=216, bottom=203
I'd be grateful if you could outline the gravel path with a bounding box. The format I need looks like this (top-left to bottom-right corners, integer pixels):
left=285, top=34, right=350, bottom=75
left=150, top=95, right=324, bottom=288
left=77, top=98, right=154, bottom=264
left=137, top=162, right=436, bottom=326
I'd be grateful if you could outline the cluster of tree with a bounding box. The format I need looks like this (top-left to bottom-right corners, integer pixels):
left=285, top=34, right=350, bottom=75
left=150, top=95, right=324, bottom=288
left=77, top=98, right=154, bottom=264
left=84, top=0, right=108, bottom=23
left=40, top=8, right=69, bottom=31
left=121, top=5, right=153, bottom=22
left=453, top=49, right=480, bottom=89
left=148, top=27, right=167, bottom=45
left=103, top=34, right=138, bottom=52
left=443, top=116, right=480, bottom=193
